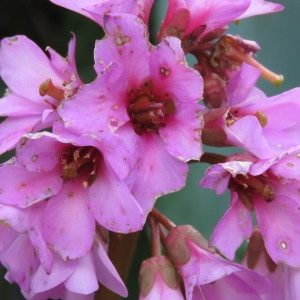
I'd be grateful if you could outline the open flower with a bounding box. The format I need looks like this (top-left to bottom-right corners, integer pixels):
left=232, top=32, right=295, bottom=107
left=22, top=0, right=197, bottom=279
left=199, top=147, right=300, bottom=267
left=0, top=130, right=145, bottom=262
left=0, top=34, right=82, bottom=154
left=58, top=13, right=204, bottom=216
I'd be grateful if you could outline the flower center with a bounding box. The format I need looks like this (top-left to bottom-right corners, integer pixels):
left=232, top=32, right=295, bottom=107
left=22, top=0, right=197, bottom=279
left=61, top=146, right=100, bottom=187
left=231, top=174, right=275, bottom=203
left=127, top=81, right=175, bottom=134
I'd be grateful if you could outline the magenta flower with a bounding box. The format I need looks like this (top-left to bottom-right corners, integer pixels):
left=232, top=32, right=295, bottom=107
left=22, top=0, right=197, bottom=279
left=0, top=131, right=145, bottom=261
left=58, top=13, right=204, bottom=215
left=49, top=0, right=154, bottom=26
left=158, top=0, right=283, bottom=43
left=139, top=256, right=184, bottom=300
left=0, top=34, right=82, bottom=154
left=202, top=63, right=300, bottom=158
left=156, top=0, right=284, bottom=108
left=0, top=202, right=127, bottom=299
left=200, top=147, right=300, bottom=267
left=164, top=225, right=270, bottom=300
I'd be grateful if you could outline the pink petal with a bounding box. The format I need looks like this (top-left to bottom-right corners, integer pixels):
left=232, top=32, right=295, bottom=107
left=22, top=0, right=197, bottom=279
left=227, top=116, right=274, bottom=159
left=31, top=253, right=77, bottom=293
left=64, top=253, right=98, bottom=294
left=186, top=0, right=251, bottom=37
left=210, top=192, right=253, bottom=260
left=255, top=192, right=300, bottom=267
left=94, top=13, right=151, bottom=82
left=0, top=158, right=63, bottom=208
left=88, top=158, right=144, bottom=233
left=0, top=35, right=63, bottom=100
left=0, top=116, right=41, bottom=154
left=159, top=102, right=203, bottom=161
left=238, top=0, right=284, bottom=19
left=0, top=225, right=18, bottom=255
left=58, top=67, right=129, bottom=135
left=227, top=63, right=261, bottom=106
left=1, top=234, right=39, bottom=291
left=0, top=93, right=46, bottom=116
left=16, top=132, right=68, bottom=172
left=123, top=131, right=188, bottom=213
left=27, top=202, right=54, bottom=274
left=43, top=179, right=95, bottom=260
left=93, top=237, right=128, bottom=297
left=150, top=37, right=203, bottom=103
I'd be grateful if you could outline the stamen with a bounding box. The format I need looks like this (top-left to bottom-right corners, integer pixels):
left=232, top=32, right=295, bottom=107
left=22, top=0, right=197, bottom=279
left=128, top=94, right=175, bottom=134
left=235, top=174, right=275, bottom=202
left=214, top=35, right=284, bottom=86
left=39, top=79, right=65, bottom=101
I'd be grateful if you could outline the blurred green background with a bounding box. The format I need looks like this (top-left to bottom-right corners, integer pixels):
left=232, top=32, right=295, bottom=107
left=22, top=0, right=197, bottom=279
left=0, top=0, right=300, bottom=299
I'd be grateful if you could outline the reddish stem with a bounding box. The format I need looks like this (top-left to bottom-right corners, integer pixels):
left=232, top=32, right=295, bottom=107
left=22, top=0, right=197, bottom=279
left=150, top=208, right=176, bottom=231
left=148, top=216, right=161, bottom=257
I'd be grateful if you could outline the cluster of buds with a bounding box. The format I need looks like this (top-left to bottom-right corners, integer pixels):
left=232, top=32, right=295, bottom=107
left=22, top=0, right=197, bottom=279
left=1, top=0, right=300, bottom=299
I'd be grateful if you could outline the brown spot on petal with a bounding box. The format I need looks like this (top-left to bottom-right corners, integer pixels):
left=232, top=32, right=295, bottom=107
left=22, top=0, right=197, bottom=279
left=287, top=163, right=294, bottom=167
left=31, top=155, right=38, bottom=162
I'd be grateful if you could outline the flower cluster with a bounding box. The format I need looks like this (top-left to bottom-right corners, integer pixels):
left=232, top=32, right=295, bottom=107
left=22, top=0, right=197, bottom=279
left=1, top=0, right=299, bottom=299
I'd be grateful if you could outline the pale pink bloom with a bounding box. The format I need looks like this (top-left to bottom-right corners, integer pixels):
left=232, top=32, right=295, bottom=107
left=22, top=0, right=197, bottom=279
left=200, top=147, right=300, bottom=267
left=139, top=256, right=184, bottom=300
left=0, top=34, right=82, bottom=154
left=165, top=225, right=269, bottom=300
left=58, top=13, right=204, bottom=215
left=49, top=0, right=154, bottom=26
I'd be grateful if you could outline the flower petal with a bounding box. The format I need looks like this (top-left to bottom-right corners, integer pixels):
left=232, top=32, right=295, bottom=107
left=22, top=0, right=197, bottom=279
left=43, top=179, right=95, bottom=260
left=0, top=158, right=63, bottom=208
left=88, top=159, right=144, bottom=233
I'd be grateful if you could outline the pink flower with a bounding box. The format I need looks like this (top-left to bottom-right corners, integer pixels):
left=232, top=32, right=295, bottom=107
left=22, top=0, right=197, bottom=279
left=157, top=0, right=283, bottom=108
left=49, top=0, right=154, bottom=26
left=0, top=202, right=127, bottom=299
left=0, top=131, right=145, bottom=260
left=58, top=13, right=204, bottom=215
left=158, top=0, right=283, bottom=43
left=0, top=34, right=82, bottom=154
left=139, top=256, right=184, bottom=300
left=199, top=147, right=300, bottom=267
left=164, top=225, right=270, bottom=300
left=202, top=63, right=300, bottom=158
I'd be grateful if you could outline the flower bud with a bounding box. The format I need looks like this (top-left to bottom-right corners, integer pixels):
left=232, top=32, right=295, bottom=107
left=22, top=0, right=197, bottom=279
left=139, top=256, right=184, bottom=300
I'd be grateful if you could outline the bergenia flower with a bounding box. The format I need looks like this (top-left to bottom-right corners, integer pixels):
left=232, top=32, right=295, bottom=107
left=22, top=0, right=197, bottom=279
left=58, top=13, right=204, bottom=215
left=0, top=130, right=145, bottom=255
left=202, top=63, right=300, bottom=158
left=157, top=0, right=284, bottom=108
left=158, top=0, right=283, bottom=43
left=199, top=147, right=300, bottom=267
left=164, top=225, right=270, bottom=300
left=139, top=256, right=184, bottom=300
left=0, top=34, right=82, bottom=154
left=49, top=0, right=154, bottom=26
